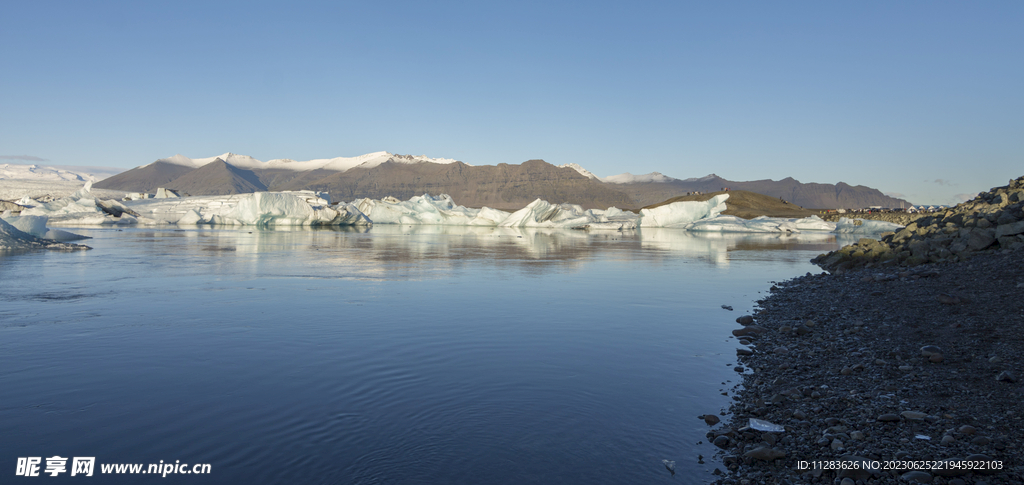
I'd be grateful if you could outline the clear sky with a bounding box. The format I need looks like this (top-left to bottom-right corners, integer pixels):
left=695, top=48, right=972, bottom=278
left=2, top=1, right=1021, bottom=205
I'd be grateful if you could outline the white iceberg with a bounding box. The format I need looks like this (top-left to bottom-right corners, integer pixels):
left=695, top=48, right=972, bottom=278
left=499, top=199, right=638, bottom=230
left=354, top=194, right=509, bottom=226
left=0, top=217, right=88, bottom=251
left=19, top=181, right=118, bottom=225
left=128, top=192, right=370, bottom=226
left=686, top=215, right=800, bottom=233
left=639, top=194, right=729, bottom=228
left=834, top=217, right=903, bottom=233
left=0, top=215, right=90, bottom=241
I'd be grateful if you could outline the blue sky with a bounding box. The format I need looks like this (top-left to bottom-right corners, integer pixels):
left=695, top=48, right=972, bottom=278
left=2, top=1, right=1021, bottom=205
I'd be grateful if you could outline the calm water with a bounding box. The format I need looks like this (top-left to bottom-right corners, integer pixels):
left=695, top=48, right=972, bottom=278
left=1, top=226, right=851, bottom=483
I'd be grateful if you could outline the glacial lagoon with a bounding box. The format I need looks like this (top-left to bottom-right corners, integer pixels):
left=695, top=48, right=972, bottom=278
left=1, top=226, right=859, bottom=483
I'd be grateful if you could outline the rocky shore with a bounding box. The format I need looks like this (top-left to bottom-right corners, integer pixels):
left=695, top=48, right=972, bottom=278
left=705, top=178, right=1024, bottom=485
left=813, top=177, right=1024, bottom=272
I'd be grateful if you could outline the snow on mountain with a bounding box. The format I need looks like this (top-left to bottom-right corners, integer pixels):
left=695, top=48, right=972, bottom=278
left=558, top=163, right=599, bottom=179
left=0, top=164, right=98, bottom=182
left=680, top=174, right=720, bottom=183
left=601, top=172, right=677, bottom=184
left=152, top=152, right=465, bottom=173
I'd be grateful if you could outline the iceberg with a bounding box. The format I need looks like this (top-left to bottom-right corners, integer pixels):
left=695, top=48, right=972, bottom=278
left=16, top=182, right=906, bottom=235
left=23, top=183, right=369, bottom=227
left=19, top=182, right=119, bottom=225
left=639, top=194, right=729, bottom=228
left=498, top=199, right=638, bottom=229
left=0, top=215, right=90, bottom=241
left=128, top=192, right=370, bottom=226
left=834, top=217, right=903, bottom=234
left=354, top=194, right=509, bottom=226
left=0, top=217, right=89, bottom=251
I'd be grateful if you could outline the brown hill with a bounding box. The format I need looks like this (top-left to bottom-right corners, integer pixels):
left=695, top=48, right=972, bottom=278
left=643, top=190, right=822, bottom=219
left=273, top=159, right=636, bottom=211
left=93, top=161, right=196, bottom=193
left=618, top=174, right=910, bottom=210
left=165, top=159, right=267, bottom=196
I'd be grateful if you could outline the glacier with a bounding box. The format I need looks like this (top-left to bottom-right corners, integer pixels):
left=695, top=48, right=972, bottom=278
left=13, top=184, right=904, bottom=234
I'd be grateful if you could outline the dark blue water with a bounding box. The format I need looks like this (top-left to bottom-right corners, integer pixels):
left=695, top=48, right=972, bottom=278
left=1, top=226, right=847, bottom=483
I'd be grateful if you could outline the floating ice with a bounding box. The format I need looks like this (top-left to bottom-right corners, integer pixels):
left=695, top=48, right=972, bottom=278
left=749, top=418, right=785, bottom=432
left=639, top=194, right=729, bottom=228
left=354, top=194, right=509, bottom=226
left=687, top=215, right=799, bottom=233
left=129, top=192, right=370, bottom=226
left=499, top=199, right=638, bottom=230
left=0, top=217, right=88, bottom=251
left=834, top=217, right=904, bottom=233
left=17, top=182, right=907, bottom=234
left=0, top=215, right=90, bottom=241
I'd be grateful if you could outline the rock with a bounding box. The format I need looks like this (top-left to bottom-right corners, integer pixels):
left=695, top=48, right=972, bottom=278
left=941, top=435, right=955, bottom=445
left=840, top=479, right=855, bottom=485
left=958, top=425, right=976, bottom=435
left=733, top=366, right=744, bottom=373
left=736, top=348, right=753, bottom=356
left=850, top=431, right=864, bottom=440
left=703, top=414, right=720, bottom=426
left=971, top=436, right=991, bottom=446
left=732, top=325, right=768, bottom=337
left=937, top=293, right=962, bottom=305
left=735, top=315, right=753, bottom=325
left=901, top=470, right=934, bottom=483
left=920, top=345, right=943, bottom=357
left=721, top=305, right=733, bottom=311
left=792, top=410, right=807, bottom=420
left=899, top=365, right=914, bottom=371
left=996, top=370, right=1017, bottom=382
left=902, top=411, right=928, bottom=421
left=877, top=413, right=900, bottom=422
left=831, top=438, right=844, bottom=450
left=967, top=229, right=996, bottom=251
left=995, top=219, right=1024, bottom=238
left=929, top=353, right=945, bottom=363
left=713, top=435, right=730, bottom=448
left=742, top=446, right=785, bottom=461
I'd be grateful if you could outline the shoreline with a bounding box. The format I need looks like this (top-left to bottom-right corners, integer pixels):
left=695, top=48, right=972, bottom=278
left=708, top=247, right=1022, bottom=485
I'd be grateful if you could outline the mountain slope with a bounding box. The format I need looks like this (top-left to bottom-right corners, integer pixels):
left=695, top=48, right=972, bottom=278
left=277, top=159, right=636, bottom=210
left=94, top=161, right=197, bottom=192
left=610, top=174, right=910, bottom=209
left=165, top=159, right=267, bottom=195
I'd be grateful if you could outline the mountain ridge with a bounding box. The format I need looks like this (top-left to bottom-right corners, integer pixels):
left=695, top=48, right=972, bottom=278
left=94, top=152, right=913, bottom=210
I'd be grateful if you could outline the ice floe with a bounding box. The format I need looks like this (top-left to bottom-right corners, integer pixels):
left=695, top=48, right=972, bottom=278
left=0, top=215, right=90, bottom=241
left=354, top=194, right=509, bottom=226
left=833, top=217, right=904, bottom=233
left=0, top=217, right=89, bottom=251
left=639, top=194, right=729, bottom=228
left=14, top=183, right=905, bottom=234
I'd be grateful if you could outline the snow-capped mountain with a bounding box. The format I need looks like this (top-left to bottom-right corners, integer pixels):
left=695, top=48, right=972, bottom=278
left=153, top=152, right=465, bottom=173
left=558, top=163, right=599, bottom=180
left=601, top=172, right=678, bottom=184
left=0, top=164, right=99, bottom=182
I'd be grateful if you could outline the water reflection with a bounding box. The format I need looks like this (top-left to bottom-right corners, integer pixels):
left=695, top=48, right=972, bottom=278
left=63, top=225, right=855, bottom=273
